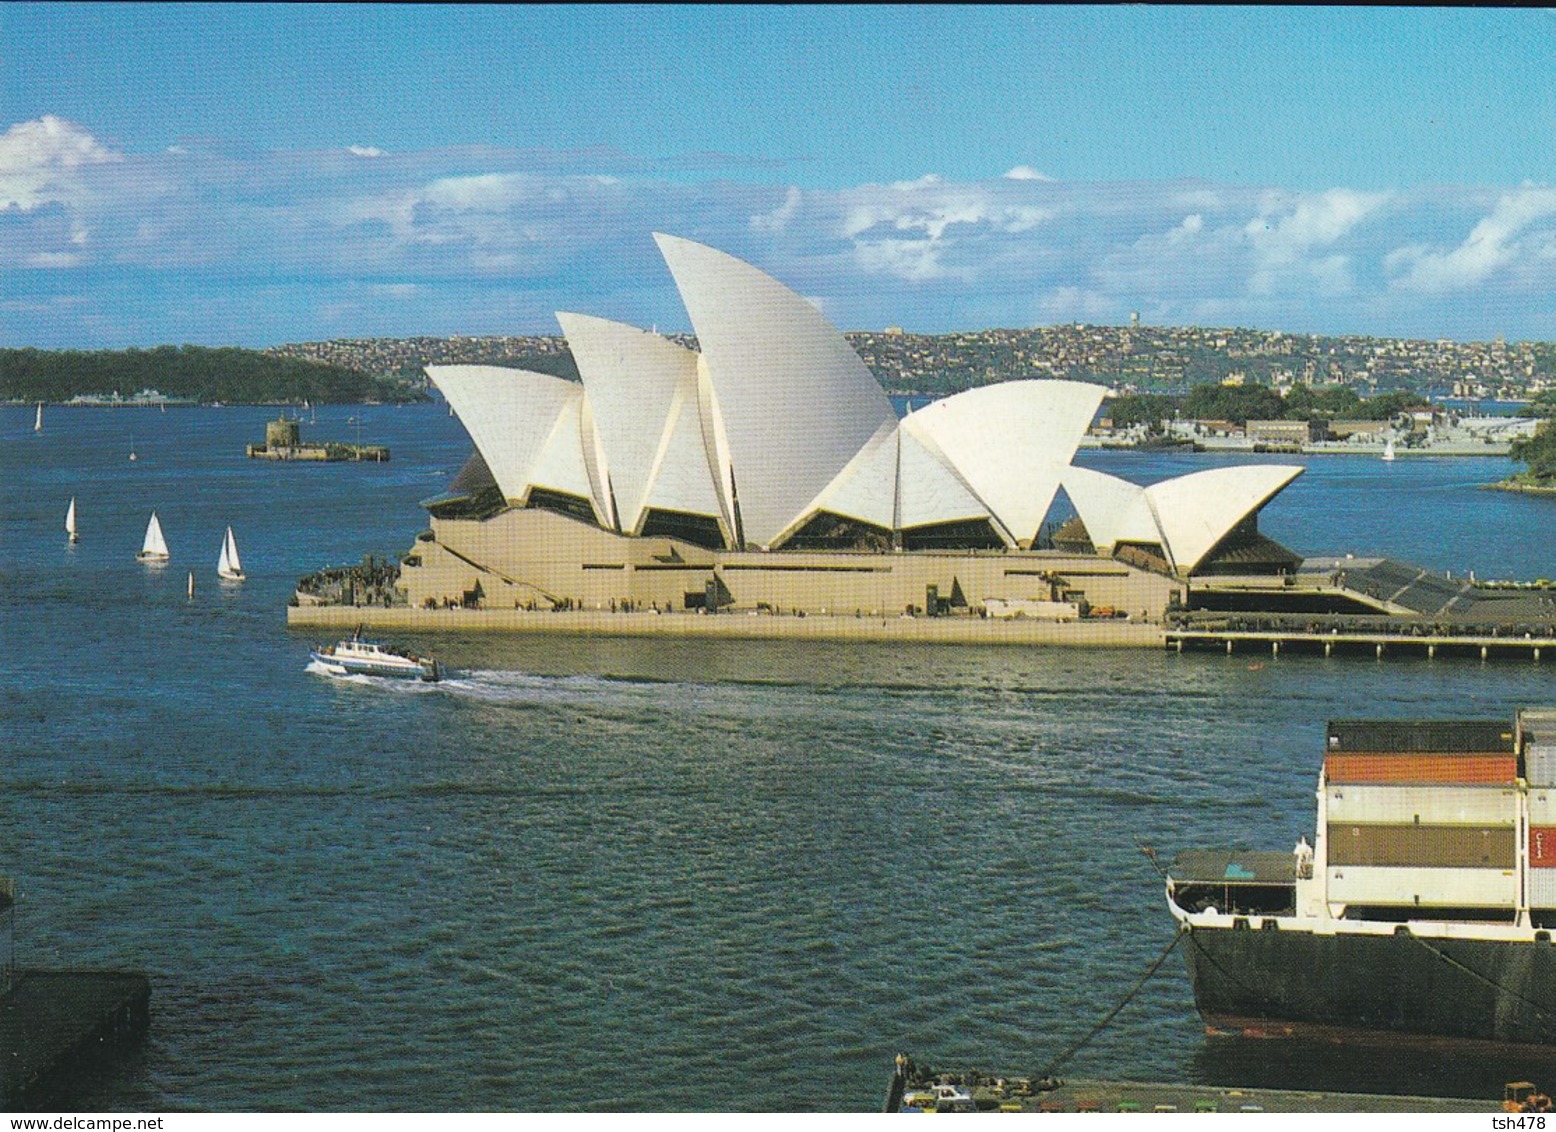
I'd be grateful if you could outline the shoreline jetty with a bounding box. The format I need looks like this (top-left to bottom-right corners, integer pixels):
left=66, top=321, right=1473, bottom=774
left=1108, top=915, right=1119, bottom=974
left=247, top=416, right=388, bottom=462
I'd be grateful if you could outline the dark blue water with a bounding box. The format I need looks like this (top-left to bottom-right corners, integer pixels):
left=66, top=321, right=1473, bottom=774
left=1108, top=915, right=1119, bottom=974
left=4, top=404, right=1556, bottom=1111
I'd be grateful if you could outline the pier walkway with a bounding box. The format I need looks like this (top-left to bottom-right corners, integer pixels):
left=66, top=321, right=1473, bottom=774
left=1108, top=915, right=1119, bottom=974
left=1168, top=625, right=1556, bottom=660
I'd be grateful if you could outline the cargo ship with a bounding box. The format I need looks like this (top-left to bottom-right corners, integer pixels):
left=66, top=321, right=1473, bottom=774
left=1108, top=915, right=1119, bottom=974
left=1167, top=708, right=1556, bottom=1048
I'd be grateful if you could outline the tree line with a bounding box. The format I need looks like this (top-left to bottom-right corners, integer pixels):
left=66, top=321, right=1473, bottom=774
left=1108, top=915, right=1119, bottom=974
left=1107, top=383, right=1428, bottom=429
left=0, top=346, right=423, bottom=404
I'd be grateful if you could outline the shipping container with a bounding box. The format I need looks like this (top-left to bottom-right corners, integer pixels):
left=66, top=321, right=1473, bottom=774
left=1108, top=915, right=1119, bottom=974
left=1324, top=784, right=1518, bottom=826
left=1326, top=823, right=1516, bottom=869
left=1529, top=793, right=1556, bottom=826
left=1324, top=753, right=1518, bottom=785
left=1531, top=826, right=1556, bottom=868
left=1326, top=719, right=1514, bottom=755
left=1527, top=867, right=1556, bottom=909
left=1518, top=707, right=1556, bottom=737
left=1528, top=745, right=1556, bottom=788
left=1326, top=865, right=1517, bottom=908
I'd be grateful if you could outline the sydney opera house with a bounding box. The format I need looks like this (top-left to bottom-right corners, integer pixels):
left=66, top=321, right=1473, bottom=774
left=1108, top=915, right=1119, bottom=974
left=394, top=234, right=1303, bottom=623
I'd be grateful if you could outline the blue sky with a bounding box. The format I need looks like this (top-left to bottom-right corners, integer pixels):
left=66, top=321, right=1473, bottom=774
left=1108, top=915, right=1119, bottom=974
left=4, top=4, right=1556, bottom=347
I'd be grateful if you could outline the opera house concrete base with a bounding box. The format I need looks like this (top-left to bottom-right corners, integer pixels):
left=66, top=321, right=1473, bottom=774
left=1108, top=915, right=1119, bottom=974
left=285, top=603, right=1166, bottom=646
left=288, top=507, right=1179, bottom=646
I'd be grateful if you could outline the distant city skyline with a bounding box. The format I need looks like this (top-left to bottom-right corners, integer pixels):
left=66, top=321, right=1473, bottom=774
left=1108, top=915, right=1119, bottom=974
left=4, top=4, right=1556, bottom=348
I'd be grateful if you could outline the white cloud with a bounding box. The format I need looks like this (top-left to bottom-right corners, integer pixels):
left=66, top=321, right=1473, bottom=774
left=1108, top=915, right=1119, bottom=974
left=6, top=119, right=1556, bottom=344
left=1004, top=165, right=1054, bottom=182
left=347, top=145, right=385, bottom=158
left=26, top=250, right=84, bottom=268
left=751, top=185, right=802, bottom=233
left=1037, top=285, right=1115, bottom=322
left=1244, top=188, right=1389, bottom=262
left=1239, top=188, right=1390, bottom=297
left=853, top=237, right=960, bottom=283
left=1387, top=187, right=1556, bottom=293
left=835, top=176, right=1058, bottom=281
left=0, top=115, right=120, bottom=210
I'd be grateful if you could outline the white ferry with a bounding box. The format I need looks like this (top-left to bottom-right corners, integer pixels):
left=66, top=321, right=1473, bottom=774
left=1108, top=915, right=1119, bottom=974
left=309, top=633, right=442, bottom=682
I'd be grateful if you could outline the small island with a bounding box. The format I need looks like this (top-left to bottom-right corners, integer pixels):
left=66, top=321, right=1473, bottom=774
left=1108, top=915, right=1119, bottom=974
left=247, top=417, right=389, bottom=462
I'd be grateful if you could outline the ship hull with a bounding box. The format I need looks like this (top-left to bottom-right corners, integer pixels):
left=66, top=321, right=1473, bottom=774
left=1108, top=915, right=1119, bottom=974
left=1181, top=922, right=1556, bottom=1047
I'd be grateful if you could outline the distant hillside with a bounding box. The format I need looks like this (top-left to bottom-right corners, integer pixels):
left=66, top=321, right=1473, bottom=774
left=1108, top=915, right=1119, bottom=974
left=0, top=346, right=424, bottom=404
left=269, top=327, right=1556, bottom=403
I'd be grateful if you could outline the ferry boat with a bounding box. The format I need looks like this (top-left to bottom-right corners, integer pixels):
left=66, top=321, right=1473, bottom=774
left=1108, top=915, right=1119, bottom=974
left=1167, top=709, right=1556, bottom=1048
left=309, top=633, right=442, bottom=682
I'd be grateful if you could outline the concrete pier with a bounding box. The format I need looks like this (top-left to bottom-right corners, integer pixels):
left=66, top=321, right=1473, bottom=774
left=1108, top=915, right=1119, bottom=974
left=1168, top=626, right=1556, bottom=661
left=1, top=970, right=150, bottom=1103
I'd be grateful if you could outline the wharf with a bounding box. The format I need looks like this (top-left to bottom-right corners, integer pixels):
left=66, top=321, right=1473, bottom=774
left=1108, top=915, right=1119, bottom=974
left=1, top=969, right=150, bottom=1103
left=889, top=1075, right=1496, bottom=1113
left=1168, top=626, right=1556, bottom=660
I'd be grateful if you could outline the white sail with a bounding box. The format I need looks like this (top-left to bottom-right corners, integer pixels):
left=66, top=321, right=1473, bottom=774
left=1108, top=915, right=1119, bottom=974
left=218, top=525, right=244, bottom=580
left=1382, top=437, right=1396, bottom=462
left=65, top=497, right=77, bottom=541
left=34, top=403, right=42, bottom=432
left=139, top=511, right=169, bottom=561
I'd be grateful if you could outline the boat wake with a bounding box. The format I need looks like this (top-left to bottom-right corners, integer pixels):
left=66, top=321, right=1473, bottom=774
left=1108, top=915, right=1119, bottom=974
left=433, top=669, right=662, bottom=706
left=301, top=663, right=621, bottom=701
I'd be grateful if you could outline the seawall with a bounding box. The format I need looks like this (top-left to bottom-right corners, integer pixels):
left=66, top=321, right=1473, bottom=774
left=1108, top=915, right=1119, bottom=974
left=286, top=605, right=1165, bottom=647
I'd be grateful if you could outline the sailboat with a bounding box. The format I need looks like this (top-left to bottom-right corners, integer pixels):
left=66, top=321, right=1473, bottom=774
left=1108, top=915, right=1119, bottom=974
left=65, top=497, right=78, bottom=543
left=34, top=403, right=42, bottom=432
left=137, top=511, right=170, bottom=563
left=187, top=571, right=194, bottom=599
left=217, top=525, right=244, bottom=581
left=1382, top=436, right=1397, bottom=462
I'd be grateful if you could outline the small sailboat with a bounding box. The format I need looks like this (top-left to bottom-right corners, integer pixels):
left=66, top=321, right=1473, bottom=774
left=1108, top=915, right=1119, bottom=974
left=188, top=570, right=194, bottom=599
left=34, top=403, right=42, bottom=432
left=217, top=525, right=244, bottom=581
left=128, top=432, right=137, bottom=462
left=137, top=511, right=170, bottom=563
left=1382, top=436, right=1397, bottom=462
left=65, top=497, right=78, bottom=543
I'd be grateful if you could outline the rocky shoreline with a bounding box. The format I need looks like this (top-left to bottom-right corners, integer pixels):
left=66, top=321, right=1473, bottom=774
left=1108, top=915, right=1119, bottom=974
left=1486, top=479, right=1556, bottom=495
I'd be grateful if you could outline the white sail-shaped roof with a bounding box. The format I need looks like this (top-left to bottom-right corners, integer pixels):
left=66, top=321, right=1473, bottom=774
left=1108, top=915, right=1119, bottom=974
left=800, top=419, right=900, bottom=531
left=896, top=424, right=993, bottom=531
left=558, top=312, right=717, bottom=534
left=428, top=364, right=582, bottom=506
left=1145, top=464, right=1304, bottom=573
left=527, top=394, right=609, bottom=523
left=640, top=375, right=732, bottom=539
left=904, top=380, right=1105, bottom=547
left=1061, top=466, right=1164, bottom=553
left=653, top=233, right=897, bottom=549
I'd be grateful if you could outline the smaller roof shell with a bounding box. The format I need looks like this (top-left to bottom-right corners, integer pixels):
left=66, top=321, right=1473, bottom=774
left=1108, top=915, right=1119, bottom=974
left=1146, top=464, right=1304, bottom=573
left=904, top=380, right=1105, bottom=547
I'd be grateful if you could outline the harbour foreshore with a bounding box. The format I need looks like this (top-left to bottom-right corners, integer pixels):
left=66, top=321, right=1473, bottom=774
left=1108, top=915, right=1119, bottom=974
left=287, top=604, right=1166, bottom=646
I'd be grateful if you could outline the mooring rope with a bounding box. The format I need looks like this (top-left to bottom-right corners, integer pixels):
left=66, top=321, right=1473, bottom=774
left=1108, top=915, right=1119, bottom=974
left=1407, top=931, right=1556, bottom=1026
left=1035, top=927, right=1184, bottom=1081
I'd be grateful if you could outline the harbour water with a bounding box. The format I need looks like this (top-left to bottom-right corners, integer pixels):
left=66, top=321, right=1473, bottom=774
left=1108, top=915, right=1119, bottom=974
left=4, top=404, right=1556, bottom=1110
